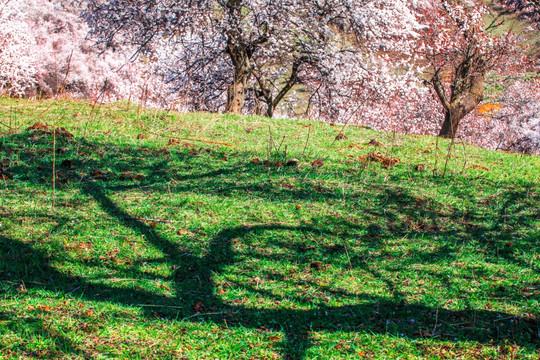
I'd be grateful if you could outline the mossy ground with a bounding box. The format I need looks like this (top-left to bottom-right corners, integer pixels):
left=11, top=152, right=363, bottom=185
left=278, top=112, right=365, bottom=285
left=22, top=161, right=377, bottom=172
left=0, top=98, right=538, bottom=359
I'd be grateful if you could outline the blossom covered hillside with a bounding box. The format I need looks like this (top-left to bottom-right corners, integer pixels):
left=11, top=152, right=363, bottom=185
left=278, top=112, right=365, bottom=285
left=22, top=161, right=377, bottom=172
left=0, top=0, right=539, bottom=153
left=0, top=0, right=167, bottom=104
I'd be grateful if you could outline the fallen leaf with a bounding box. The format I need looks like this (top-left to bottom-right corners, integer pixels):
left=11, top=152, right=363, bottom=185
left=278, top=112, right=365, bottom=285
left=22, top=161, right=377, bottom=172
left=366, top=151, right=400, bottom=168
left=193, top=300, right=204, bottom=313
left=311, top=159, right=324, bottom=168
left=470, top=164, right=489, bottom=171
left=367, top=139, right=383, bottom=147
left=178, top=229, right=190, bottom=235
left=27, top=122, right=49, bottom=131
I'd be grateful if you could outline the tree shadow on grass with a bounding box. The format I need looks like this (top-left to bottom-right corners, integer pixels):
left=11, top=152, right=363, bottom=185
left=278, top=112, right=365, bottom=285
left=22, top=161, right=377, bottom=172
left=2, top=216, right=539, bottom=358
left=0, top=310, right=92, bottom=359
left=1, top=128, right=539, bottom=358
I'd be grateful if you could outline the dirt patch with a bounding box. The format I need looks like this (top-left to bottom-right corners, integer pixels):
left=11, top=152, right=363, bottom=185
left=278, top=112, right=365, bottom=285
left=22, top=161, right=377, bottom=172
left=26, top=123, right=74, bottom=140
left=55, top=127, right=74, bottom=139
left=0, top=158, right=13, bottom=180
left=61, top=160, right=73, bottom=169
left=89, top=169, right=115, bottom=181
left=27, top=122, right=49, bottom=131
left=285, top=158, right=299, bottom=167
left=166, top=139, right=182, bottom=146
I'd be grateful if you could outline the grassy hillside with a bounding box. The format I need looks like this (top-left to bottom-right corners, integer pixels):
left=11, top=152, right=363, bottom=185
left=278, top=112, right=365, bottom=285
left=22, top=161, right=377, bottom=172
left=0, top=98, right=538, bottom=359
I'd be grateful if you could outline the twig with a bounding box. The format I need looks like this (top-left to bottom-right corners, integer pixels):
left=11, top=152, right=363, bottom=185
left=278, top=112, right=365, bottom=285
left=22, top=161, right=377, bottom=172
left=181, top=311, right=229, bottom=321
left=276, top=136, right=286, bottom=162
left=433, top=136, right=440, bottom=176
left=52, top=124, right=56, bottom=208
left=459, top=140, right=468, bottom=174
left=442, top=136, right=456, bottom=178
left=432, top=306, right=439, bottom=335
left=108, top=278, right=137, bottom=283
left=301, top=122, right=312, bottom=160
left=123, top=216, right=178, bottom=224
left=145, top=128, right=234, bottom=147
left=58, top=50, right=74, bottom=95
left=344, top=245, right=353, bottom=270
left=53, top=40, right=58, bottom=96
left=0, top=120, right=16, bottom=131
left=135, top=304, right=185, bottom=310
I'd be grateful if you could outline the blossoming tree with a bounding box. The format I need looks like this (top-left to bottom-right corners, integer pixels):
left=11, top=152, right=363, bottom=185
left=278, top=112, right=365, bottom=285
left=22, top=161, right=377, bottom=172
left=82, top=0, right=423, bottom=116
left=416, top=0, right=529, bottom=138
left=0, top=0, right=36, bottom=96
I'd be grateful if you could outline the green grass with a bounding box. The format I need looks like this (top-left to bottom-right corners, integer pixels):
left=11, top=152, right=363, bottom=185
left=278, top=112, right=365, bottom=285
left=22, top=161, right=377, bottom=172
left=0, top=97, right=538, bottom=359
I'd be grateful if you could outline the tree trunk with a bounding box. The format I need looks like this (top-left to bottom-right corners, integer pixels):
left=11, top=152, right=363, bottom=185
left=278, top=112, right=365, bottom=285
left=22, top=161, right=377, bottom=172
left=226, top=66, right=250, bottom=114
left=438, top=73, right=484, bottom=139
left=225, top=40, right=253, bottom=114
left=439, top=109, right=461, bottom=138
left=264, top=100, right=274, bottom=118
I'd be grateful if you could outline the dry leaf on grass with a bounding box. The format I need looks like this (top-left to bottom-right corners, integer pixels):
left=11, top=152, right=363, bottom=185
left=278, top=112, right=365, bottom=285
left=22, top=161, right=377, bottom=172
left=366, top=151, right=400, bottom=168
left=367, top=139, right=383, bottom=147
left=469, top=164, right=489, bottom=171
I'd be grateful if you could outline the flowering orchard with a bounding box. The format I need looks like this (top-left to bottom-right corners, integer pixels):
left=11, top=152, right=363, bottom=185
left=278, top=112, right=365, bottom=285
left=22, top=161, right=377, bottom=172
left=0, top=0, right=36, bottom=96
left=0, top=0, right=538, bottom=153
left=0, top=0, right=165, bottom=103
left=83, top=0, right=423, bottom=117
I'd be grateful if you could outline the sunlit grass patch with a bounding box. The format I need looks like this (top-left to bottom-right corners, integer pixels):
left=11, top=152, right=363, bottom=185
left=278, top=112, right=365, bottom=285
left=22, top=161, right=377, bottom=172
left=0, top=97, right=538, bottom=359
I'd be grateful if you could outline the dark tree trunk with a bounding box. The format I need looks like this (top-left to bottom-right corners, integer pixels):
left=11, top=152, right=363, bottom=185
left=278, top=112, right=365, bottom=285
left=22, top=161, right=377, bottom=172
left=264, top=101, right=274, bottom=118
left=226, top=64, right=251, bottom=114
left=225, top=43, right=252, bottom=114
left=437, top=73, right=485, bottom=139
left=439, top=109, right=462, bottom=138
